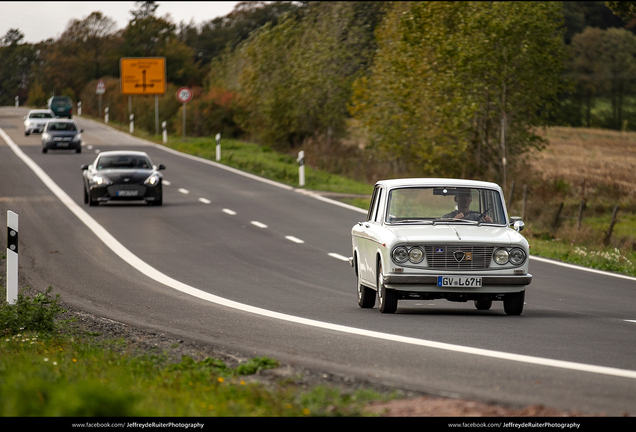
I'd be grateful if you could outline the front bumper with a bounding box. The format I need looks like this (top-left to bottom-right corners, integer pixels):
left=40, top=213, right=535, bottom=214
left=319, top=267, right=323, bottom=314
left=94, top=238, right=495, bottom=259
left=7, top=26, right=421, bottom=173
left=89, top=184, right=162, bottom=203
left=43, top=140, right=81, bottom=150
left=383, top=273, right=531, bottom=294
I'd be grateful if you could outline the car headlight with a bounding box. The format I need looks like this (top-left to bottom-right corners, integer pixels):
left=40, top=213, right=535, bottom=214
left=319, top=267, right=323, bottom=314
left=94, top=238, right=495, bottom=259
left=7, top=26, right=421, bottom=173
left=509, top=248, right=527, bottom=266
left=494, top=248, right=509, bottom=265
left=392, top=246, right=408, bottom=264
left=90, top=174, right=111, bottom=186
left=72, top=134, right=82, bottom=142
left=408, top=247, right=425, bottom=264
left=144, top=174, right=161, bottom=186
left=42, top=132, right=51, bottom=141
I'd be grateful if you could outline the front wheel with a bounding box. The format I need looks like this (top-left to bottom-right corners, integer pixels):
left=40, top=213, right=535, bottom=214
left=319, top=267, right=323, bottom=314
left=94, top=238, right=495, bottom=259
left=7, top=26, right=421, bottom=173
left=503, top=291, right=525, bottom=316
left=377, top=262, right=397, bottom=314
left=356, top=258, right=375, bottom=309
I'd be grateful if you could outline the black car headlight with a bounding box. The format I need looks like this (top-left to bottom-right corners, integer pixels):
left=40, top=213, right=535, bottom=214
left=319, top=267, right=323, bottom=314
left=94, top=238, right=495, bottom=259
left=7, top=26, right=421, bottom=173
left=90, top=174, right=112, bottom=186
left=144, top=174, right=161, bottom=186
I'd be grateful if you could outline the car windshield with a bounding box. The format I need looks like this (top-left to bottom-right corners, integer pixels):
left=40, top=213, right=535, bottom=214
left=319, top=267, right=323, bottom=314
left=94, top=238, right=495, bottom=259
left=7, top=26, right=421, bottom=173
left=385, top=187, right=506, bottom=225
left=29, top=112, right=54, bottom=119
left=47, top=122, right=77, bottom=131
left=97, top=155, right=152, bottom=170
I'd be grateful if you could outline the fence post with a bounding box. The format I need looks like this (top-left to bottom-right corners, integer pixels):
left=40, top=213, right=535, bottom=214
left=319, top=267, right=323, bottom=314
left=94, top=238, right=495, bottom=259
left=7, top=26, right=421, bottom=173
left=6, top=211, right=18, bottom=305
left=551, top=202, right=564, bottom=233
left=604, top=205, right=619, bottom=246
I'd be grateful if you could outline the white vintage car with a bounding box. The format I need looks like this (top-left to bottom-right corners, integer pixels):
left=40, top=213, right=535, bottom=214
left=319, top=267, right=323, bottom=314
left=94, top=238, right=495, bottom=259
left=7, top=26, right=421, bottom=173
left=351, top=178, right=531, bottom=315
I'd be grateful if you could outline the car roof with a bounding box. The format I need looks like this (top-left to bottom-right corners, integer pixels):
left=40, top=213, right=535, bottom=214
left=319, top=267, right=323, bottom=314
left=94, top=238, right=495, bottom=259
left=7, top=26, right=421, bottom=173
left=375, top=178, right=502, bottom=191
left=96, top=151, right=150, bottom=157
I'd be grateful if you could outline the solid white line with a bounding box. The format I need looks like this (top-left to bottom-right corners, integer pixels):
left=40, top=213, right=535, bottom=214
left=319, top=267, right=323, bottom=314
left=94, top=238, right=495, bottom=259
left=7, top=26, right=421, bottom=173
left=251, top=221, right=268, bottom=228
left=328, top=253, right=350, bottom=262
left=222, top=208, right=236, bottom=215
left=199, top=198, right=211, bottom=204
left=285, top=236, right=305, bottom=244
left=178, top=188, right=189, bottom=194
left=163, top=180, right=171, bottom=186
left=530, top=255, right=636, bottom=282
left=4, top=126, right=636, bottom=380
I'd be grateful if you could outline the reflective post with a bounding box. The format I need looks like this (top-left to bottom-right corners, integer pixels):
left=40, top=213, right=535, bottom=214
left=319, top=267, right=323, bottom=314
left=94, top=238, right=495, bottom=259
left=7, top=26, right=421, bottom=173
left=216, top=133, right=221, bottom=161
left=297, top=151, right=305, bottom=187
left=162, top=121, right=167, bottom=144
left=129, top=114, right=134, bottom=134
left=6, top=211, right=18, bottom=305
left=105, top=107, right=109, bottom=124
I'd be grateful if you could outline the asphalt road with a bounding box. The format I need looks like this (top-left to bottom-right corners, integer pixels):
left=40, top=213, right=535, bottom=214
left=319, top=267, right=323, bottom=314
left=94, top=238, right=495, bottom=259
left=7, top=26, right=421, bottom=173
left=1, top=106, right=635, bottom=415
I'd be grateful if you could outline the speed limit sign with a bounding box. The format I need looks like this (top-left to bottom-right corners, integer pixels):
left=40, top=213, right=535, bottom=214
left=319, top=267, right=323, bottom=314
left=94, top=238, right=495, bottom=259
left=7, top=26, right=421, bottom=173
left=176, top=87, right=193, bottom=103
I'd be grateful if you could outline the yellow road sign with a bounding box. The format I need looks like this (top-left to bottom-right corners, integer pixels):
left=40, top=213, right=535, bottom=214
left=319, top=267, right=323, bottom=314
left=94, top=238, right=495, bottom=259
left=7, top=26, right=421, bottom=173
left=120, top=57, right=166, bottom=95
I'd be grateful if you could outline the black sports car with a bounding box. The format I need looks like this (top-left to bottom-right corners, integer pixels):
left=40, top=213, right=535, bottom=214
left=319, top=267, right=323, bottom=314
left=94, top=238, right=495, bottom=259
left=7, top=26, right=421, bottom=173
left=81, top=151, right=165, bottom=206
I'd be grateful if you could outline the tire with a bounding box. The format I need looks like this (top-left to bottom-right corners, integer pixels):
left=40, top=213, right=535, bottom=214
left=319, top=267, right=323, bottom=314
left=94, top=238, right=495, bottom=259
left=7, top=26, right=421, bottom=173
left=356, top=257, right=375, bottom=309
left=89, top=196, right=98, bottom=206
left=503, top=291, right=525, bottom=316
left=474, top=299, right=492, bottom=310
left=83, top=186, right=88, bottom=204
left=76, top=147, right=81, bottom=153
left=42, top=147, right=47, bottom=153
left=377, top=261, right=397, bottom=314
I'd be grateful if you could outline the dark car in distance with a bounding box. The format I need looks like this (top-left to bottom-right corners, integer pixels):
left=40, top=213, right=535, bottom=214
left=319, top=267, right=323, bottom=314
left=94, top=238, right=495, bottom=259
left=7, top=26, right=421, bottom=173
left=47, top=95, right=73, bottom=118
left=82, top=151, right=165, bottom=206
left=41, top=119, right=83, bottom=153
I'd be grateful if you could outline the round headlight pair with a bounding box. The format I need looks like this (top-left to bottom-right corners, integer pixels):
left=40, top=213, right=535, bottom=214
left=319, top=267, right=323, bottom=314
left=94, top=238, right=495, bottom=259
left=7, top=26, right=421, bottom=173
left=494, top=248, right=526, bottom=266
left=392, top=246, right=425, bottom=264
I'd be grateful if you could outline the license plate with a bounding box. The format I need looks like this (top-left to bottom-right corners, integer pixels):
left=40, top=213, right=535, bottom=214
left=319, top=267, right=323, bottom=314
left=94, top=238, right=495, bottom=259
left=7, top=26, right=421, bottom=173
left=437, top=276, right=482, bottom=287
left=56, top=142, right=68, bottom=147
left=117, top=190, right=138, bottom=197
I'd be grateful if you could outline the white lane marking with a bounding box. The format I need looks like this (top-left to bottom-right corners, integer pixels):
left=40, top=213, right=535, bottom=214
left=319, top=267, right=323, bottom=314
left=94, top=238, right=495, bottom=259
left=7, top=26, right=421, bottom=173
left=4, top=126, right=636, bottom=381
left=222, top=208, right=237, bottom=215
left=626, top=320, right=636, bottom=323
left=328, top=253, right=350, bottom=262
left=285, top=236, right=305, bottom=244
left=251, top=221, right=268, bottom=228
left=178, top=188, right=189, bottom=194
left=530, top=256, right=636, bottom=282
left=163, top=180, right=171, bottom=186
left=199, top=198, right=211, bottom=204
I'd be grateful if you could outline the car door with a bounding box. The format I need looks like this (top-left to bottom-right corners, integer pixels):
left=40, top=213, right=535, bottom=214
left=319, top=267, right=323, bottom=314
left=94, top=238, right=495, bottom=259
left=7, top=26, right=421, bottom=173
left=356, top=185, right=384, bottom=287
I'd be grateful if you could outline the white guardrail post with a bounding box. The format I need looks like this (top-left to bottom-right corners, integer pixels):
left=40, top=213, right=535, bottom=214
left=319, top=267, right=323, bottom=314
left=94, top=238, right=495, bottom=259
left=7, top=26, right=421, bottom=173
left=6, top=211, right=18, bottom=305
left=216, top=133, right=221, bottom=161
left=130, top=114, right=134, bottom=134
left=162, top=121, right=167, bottom=144
left=297, top=151, right=305, bottom=187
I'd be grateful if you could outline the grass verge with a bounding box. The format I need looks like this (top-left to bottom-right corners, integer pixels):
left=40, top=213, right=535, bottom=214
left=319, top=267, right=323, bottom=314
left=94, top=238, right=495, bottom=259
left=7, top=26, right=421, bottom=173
left=0, top=287, right=389, bottom=416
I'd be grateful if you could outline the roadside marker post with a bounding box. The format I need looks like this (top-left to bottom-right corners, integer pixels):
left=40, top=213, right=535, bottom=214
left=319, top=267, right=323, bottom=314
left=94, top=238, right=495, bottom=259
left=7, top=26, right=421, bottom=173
left=216, top=133, right=221, bottom=161
left=162, top=121, right=167, bottom=144
left=6, top=211, right=18, bottom=305
left=130, top=114, right=134, bottom=134
left=297, top=151, right=305, bottom=187
left=105, top=107, right=109, bottom=124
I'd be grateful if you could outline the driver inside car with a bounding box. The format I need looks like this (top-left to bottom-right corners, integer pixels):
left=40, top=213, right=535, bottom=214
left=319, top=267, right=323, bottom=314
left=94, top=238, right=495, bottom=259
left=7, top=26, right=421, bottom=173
left=443, top=189, right=493, bottom=222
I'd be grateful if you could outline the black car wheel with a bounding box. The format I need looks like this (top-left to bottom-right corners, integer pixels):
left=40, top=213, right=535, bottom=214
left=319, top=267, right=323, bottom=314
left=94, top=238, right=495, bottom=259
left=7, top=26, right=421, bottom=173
left=83, top=186, right=88, bottom=204
left=474, top=299, right=493, bottom=310
left=356, top=257, right=375, bottom=309
left=42, top=147, right=47, bottom=153
left=503, top=291, right=525, bottom=316
left=377, top=262, right=397, bottom=314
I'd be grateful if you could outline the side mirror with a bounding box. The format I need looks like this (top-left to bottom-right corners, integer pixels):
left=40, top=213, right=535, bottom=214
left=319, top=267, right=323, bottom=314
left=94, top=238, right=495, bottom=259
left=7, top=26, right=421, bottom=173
left=81, top=164, right=89, bottom=171
left=157, top=164, right=166, bottom=170
left=80, top=129, right=84, bottom=133
left=509, top=217, right=524, bottom=232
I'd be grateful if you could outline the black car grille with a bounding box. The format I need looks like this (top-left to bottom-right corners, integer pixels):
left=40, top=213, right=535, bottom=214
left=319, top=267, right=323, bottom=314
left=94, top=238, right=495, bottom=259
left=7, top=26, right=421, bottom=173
left=107, top=184, right=146, bottom=196
left=424, top=245, right=494, bottom=270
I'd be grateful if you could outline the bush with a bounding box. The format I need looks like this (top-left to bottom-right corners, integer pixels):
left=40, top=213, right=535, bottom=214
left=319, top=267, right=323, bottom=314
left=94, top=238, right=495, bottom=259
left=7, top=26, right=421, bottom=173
left=0, top=286, right=66, bottom=335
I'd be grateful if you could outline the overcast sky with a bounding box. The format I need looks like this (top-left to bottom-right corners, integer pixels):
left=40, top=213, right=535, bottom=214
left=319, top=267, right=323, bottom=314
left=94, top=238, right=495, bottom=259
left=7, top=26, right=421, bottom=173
left=0, top=1, right=240, bottom=43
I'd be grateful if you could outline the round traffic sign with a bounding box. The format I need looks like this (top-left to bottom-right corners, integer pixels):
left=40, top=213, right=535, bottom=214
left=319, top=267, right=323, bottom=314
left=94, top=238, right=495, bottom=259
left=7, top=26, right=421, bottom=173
left=176, top=86, right=193, bottom=103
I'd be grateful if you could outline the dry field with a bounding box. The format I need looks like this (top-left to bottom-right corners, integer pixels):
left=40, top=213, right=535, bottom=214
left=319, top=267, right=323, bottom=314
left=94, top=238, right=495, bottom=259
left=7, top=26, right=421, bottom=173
left=532, top=126, right=636, bottom=198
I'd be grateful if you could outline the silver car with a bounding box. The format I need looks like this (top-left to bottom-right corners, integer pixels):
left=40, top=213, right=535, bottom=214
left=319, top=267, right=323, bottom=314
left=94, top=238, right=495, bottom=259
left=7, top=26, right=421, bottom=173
left=23, top=109, right=55, bottom=135
left=351, top=178, right=531, bottom=315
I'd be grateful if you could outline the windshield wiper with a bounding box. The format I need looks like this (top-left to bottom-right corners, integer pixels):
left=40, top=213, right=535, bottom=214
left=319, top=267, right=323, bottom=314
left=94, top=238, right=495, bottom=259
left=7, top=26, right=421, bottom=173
left=433, top=218, right=480, bottom=225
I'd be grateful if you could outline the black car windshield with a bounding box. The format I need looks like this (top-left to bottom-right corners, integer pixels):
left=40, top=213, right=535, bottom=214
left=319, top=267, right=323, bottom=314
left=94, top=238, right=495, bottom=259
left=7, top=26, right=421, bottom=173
left=386, top=187, right=506, bottom=225
left=97, top=155, right=152, bottom=170
left=29, top=112, right=54, bottom=119
left=48, top=122, right=77, bottom=131
left=51, top=99, right=72, bottom=108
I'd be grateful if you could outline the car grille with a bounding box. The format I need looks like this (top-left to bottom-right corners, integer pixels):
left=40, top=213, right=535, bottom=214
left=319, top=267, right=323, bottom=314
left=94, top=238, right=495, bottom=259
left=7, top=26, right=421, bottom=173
left=107, top=185, right=146, bottom=196
left=424, top=245, right=494, bottom=270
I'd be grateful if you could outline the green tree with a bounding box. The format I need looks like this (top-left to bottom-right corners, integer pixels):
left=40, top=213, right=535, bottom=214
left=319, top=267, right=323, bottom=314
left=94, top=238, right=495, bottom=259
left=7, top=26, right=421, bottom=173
left=0, top=29, right=37, bottom=105
left=351, top=2, right=568, bottom=182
